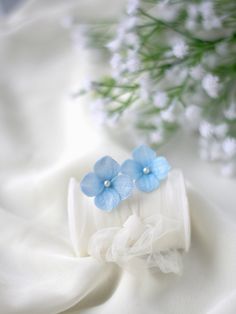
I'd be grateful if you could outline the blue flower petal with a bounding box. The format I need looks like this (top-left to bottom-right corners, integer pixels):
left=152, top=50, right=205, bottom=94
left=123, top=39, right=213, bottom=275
left=112, top=174, right=133, bottom=200
left=132, top=145, right=156, bottom=167
left=94, top=156, right=120, bottom=180
left=121, top=159, right=142, bottom=180
left=80, top=173, right=104, bottom=197
left=95, top=188, right=121, bottom=211
left=135, top=173, right=160, bottom=192
left=151, top=157, right=171, bottom=180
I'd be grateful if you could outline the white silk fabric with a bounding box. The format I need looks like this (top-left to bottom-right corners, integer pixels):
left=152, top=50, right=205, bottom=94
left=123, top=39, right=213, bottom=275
left=0, top=151, right=236, bottom=314
left=0, top=0, right=236, bottom=313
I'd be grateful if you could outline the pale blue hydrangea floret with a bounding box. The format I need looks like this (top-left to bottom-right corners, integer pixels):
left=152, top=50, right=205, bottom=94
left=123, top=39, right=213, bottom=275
left=121, top=145, right=171, bottom=192
left=80, top=156, right=133, bottom=211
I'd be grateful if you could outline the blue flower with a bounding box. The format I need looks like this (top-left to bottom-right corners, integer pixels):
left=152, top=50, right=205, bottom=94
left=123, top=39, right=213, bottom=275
left=80, top=156, right=133, bottom=211
left=121, top=145, right=171, bottom=193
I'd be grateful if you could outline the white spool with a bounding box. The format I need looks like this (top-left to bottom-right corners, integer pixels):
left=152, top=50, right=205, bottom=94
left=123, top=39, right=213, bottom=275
left=68, top=169, right=191, bottom=273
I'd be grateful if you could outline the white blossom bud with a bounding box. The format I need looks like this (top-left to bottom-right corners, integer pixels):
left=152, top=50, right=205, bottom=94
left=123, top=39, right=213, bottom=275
left=199, top=2, right=214, bottom=19
left=172, top=40, right=188, bottom=59
left=222, top=138, right=236, bottom=158
left=185, top=105, right=202, bottom=129
left=189, top=65, right=205, bottom=80
left=149, top=130, right=163, bottom=144
left=202, top=74, right=220, bottom=98
left=153, top=92, right=168, bottom=109
left=122, top=16, right=138, bottom=30
left=161, top=106, right=176, bottom=123
left=224, top=103, right=236, bottom=120
left=153, top=2, right=180, bottom=22
left=106, top=38, right=122, bottom=52
left=124, top=33, right=139, bottom=49
left=187, top=4, right=199, bottom=19
left=185, top=19, right=197, bottom=31
left=125, top=54, right=140, bottom=72
left=126, top=0, right=140, bottom=15
left=110, top=53, right=122, bottom=69
left=199, top=121, right=214, bottom=138
left=216, top=43, right=228, bottom=56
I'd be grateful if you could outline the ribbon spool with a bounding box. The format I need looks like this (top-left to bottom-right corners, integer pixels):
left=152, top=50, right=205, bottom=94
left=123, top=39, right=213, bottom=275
left=68, top=169, right=191, bottom=273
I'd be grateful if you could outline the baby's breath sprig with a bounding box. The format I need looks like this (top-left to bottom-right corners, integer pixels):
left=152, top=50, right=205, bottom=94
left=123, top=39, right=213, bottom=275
left=71, top=0, right=236, bottom=177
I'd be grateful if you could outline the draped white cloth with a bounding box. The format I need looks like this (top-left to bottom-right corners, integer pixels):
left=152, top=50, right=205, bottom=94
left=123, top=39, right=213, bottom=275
left=1, top=154, right=236, bottom=314
left=0, top=1, right=236, bottom=313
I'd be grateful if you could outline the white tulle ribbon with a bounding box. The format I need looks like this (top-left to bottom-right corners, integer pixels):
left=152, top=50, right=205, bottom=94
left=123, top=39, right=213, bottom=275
left=88, top=213, right=183, bottom=274
left=67, top=170, right=191, bottom=274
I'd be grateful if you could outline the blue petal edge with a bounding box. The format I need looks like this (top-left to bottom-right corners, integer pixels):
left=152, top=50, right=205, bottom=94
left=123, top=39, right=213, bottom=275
left=135, top=173, right=160, bottom=193
left=95, top=188, right=121, bottom=211
left=151, top=157, right=171, bottom=180
left=94, top=156, right=120, bottom=181
left=80, top=172, right=104, bottom=197
left=132, top=144, right=157, bottom=167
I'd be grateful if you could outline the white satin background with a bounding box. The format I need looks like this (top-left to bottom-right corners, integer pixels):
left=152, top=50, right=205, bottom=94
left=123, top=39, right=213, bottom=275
left=0, top=1, right=236, bottom=313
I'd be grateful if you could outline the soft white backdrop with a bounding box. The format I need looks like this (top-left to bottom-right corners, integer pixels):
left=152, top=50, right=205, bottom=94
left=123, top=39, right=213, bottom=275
left=0, top=1, right=236, bottom=313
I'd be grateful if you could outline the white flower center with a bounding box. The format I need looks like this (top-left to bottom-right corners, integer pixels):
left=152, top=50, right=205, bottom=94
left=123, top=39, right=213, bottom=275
left=143, top=167, right=150, bottom=175
left=104, top=180, right=111, bottom=188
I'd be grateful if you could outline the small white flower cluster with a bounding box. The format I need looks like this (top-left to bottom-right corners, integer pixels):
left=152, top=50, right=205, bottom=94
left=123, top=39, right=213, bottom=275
left=106, top=0, right=140, bottom=81
left=172, top=39, right=189, bottom=59
left=185, top=105, right=202, bottom=130
left=224, top=103, right=236, bottom=120
left=127, top=0, right=140, bottom=16
left=153, top=2, right=181, bottom=22
left=202, top=74, right=220, bottom=99
left=61, top=17, right=89, bottom=51
left=185, top=1, right=222, bottom=31
left=89, top=98, right=119, bottom=128
left=153, top=91, right=168, bottom=109
left=198, top=120, right=236, bottom=176
left=189, top=65, right=205, bottom=81
left=200, top=139, right=236, bottom=178
left=160, top=102, right=177, bottom=123
left=200, top=2, right=222, bottom=31
left=74, top=0, right=236, bottom=176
